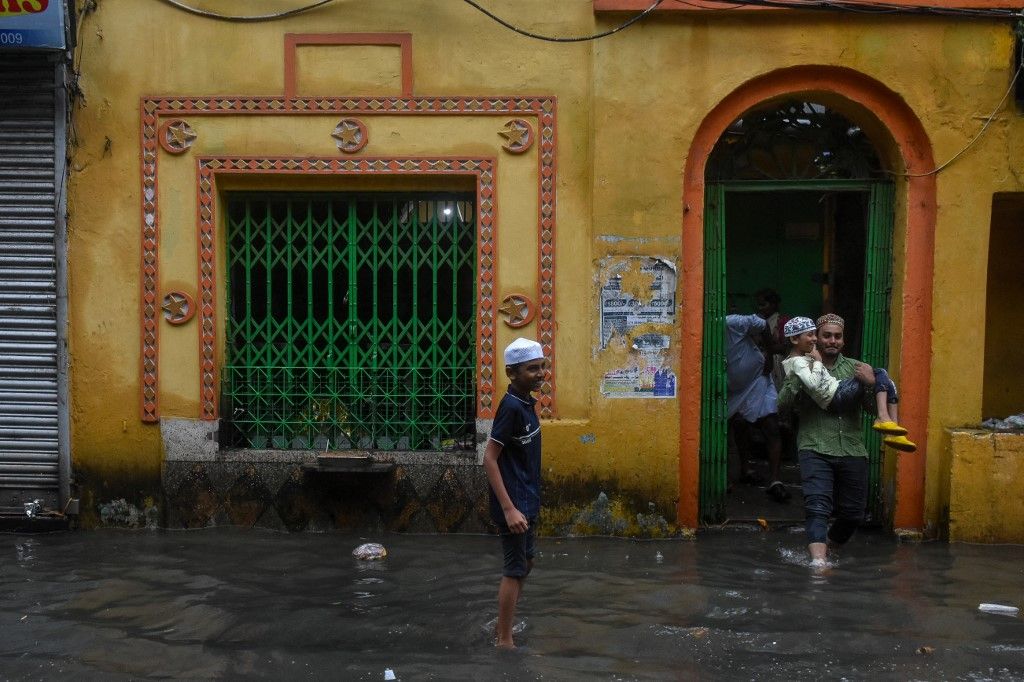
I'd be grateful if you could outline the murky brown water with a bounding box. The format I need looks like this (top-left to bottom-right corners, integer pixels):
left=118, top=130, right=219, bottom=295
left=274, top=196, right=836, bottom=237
left=0, top=528, right=1022, bottom=680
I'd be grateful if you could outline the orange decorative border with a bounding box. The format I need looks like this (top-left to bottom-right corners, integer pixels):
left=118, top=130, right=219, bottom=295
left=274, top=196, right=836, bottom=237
left=677, top=65, right=934, bottom=530
left=139, top=94, right=557, bottom=423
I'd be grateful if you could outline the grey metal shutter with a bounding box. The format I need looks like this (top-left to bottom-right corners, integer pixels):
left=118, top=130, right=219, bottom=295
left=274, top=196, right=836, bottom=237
left=0, top=53, right=60, bottom=511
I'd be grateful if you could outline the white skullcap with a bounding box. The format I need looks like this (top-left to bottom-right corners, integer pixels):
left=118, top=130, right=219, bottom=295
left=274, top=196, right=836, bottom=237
left=783, top=316, right=816, bottom=338
left=504, top=337, right=544, bottom=365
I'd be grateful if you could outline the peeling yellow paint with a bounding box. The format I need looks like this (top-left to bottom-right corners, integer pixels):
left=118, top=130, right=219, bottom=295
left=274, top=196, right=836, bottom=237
left=616, top=260, right=656, bottom=303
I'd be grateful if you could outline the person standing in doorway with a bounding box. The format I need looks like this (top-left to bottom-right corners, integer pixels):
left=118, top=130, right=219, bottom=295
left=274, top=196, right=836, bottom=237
left=777, top=313, right=876, bottom=566
left=483, top=337, right=546, bottom=648
left=725, top=314, right=789, bottom=502
left=754, top=288, right=791, bottom=389
left=755, top=288, right=799, bottom=464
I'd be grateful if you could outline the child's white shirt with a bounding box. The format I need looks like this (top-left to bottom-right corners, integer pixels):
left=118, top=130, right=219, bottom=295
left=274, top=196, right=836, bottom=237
left=782, top=355, right=840, bottom=410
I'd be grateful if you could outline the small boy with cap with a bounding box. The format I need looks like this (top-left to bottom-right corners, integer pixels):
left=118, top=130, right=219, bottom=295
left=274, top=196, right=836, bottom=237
left=782, top=316, right=916, bottom=452
left=483, top=337, right=547, bottom=648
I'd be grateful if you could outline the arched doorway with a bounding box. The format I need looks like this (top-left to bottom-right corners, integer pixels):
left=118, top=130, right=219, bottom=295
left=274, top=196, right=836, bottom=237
left=699, top=100, right=892, bottom=524
left=676, top=66, right=936, bottom=531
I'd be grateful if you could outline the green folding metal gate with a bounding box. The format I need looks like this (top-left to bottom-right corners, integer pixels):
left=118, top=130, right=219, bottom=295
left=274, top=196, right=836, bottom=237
left=221, top=192, right=478, bottom=451
left=700, top=184, right=729, bottom=523
left=699, top=181, right=894, bottom=524
left=858, top=183, right=895, bottom=520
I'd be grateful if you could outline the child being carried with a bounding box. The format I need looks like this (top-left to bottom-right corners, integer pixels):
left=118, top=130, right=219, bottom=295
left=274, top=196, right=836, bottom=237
left=781, top=316, right=916, bottom=452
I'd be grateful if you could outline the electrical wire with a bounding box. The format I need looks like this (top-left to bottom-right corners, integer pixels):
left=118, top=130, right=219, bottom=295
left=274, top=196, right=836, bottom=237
left=155, top=0, right=337, bottom=22
left=676, top=0, right=1020, bottom=18
left=143, top=0, right=1020, bottom=178
left=461, top=0, right=665, bottom=42
left=890, top=61, right=1023, bottom=178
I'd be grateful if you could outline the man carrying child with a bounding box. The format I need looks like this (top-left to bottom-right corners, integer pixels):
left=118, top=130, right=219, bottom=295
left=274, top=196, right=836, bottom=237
left=777, top=313, right=914, bottom=566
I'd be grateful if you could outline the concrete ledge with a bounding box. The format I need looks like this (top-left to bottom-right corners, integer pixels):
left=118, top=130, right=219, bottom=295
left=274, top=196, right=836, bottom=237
left=948, top=428, right=1024, bottom=543
left=157, top=418, right=490, bottom=533
left=161, top=418, right=219, bottom=461
left=161, top=418, right=482, bottom=466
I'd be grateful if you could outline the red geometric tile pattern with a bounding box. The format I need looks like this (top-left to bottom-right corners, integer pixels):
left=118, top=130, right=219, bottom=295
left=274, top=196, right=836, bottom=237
left=139, top=95, right=557, bottom=423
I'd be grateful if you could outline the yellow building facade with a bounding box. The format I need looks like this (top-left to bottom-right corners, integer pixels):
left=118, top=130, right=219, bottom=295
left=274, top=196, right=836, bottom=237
left=58, top=0, right=1024, bottom=538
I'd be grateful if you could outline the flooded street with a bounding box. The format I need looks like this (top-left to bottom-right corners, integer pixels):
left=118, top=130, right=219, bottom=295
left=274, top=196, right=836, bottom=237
left=0, top=529, right=1022, bottom=680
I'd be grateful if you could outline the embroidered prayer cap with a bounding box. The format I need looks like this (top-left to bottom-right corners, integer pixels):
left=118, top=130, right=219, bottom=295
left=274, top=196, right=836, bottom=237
left=504, top=337, right=544, bottom=366
left=816, top=313, right=845, bottom=329
left=782, top=316, right=816, bottom=338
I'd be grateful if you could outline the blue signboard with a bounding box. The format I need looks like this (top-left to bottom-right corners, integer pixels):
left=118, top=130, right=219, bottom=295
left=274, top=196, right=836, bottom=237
left=0, top=1, right=65, bottom=50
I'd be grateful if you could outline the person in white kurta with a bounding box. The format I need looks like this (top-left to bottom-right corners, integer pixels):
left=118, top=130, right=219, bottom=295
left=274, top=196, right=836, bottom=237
left=725, top=314, right=788, bottom=501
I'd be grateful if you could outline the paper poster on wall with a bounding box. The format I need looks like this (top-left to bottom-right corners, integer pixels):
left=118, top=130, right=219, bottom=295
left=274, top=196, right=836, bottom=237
left=600, top=332, right=677, bottom=398
left=598, top=256, right=677, bottom=399
left=600, top=256, right=676, bottom=348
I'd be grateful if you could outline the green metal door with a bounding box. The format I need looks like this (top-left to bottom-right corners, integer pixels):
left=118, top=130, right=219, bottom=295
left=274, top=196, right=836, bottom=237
left=859, top=182, right=895, bottom=521
left=221, top=192, right=478, bottom=451
left=699, top=181, right=894, bottom=524
left=700, top=184, right=728, bottom=523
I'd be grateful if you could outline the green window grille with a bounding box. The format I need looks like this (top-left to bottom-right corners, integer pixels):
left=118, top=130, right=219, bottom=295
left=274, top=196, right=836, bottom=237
left=221, top=192, right=478, bottom=451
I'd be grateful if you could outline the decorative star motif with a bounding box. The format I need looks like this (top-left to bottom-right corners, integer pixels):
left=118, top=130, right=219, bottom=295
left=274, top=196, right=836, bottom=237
left=499, top=119, right=533, bottom=154
left=499, top=294, right=535, bottom=328
left=332, top=118, right=367, bottom=153
left=162, top=291, right=195, bottom=325
left=168, top=122, right=196, bottom=147
left=160, top=120, right=197, bottom=154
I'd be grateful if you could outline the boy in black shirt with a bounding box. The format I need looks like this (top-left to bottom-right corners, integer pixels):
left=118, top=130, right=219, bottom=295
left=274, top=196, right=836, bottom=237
left=483, top=337, right=546, bottom=648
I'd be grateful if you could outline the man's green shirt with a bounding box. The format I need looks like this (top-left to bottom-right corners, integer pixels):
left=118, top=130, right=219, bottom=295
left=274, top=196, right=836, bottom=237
left=777, top=353, right=871, bottom=458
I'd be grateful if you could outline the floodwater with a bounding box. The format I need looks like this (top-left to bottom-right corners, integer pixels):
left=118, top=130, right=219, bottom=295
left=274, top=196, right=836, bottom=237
left=1, top=529, right=1023, bottom=680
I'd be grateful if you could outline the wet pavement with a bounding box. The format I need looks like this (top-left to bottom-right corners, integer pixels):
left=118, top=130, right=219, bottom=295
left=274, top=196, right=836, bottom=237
left=1, top=528, right=1022, bottom=680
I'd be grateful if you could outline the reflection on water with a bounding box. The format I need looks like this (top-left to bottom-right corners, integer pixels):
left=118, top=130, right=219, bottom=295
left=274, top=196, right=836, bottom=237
left=0, top=529, right=1021, bottom=680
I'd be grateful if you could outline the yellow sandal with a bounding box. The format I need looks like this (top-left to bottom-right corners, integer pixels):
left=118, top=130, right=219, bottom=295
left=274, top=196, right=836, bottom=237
left=883, top=435, right=917, bottom=453
left=873, top=420, right=908, bottom=436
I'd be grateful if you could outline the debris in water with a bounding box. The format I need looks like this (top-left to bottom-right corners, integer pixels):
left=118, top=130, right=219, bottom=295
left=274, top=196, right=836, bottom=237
left=23, top=500, right=41, bottom=518
left=689, top=627, right=709, bottom=639
left=916, top=645, right=935, bottom=655
left=757, top=518, right=769, bottom=530
left=384, top=668, right=396, bottom=680
left=978, top=603, right=1019, bottom=616
left=353, top=543, right=388, bottom=560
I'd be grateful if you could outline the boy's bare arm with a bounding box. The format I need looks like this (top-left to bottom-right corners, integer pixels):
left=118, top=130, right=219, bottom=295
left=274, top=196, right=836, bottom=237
left=483, top=439, right=529, bottom=533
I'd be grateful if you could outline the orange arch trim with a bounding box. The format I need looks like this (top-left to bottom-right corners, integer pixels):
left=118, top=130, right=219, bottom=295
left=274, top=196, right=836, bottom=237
left=678, top=65, right=935, bottom=530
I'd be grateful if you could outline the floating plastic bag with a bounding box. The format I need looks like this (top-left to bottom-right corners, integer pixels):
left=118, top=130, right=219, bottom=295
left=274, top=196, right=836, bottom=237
left=978, top=603, right=1019, bottom=616
left=353, top=543, right=387, bottom=560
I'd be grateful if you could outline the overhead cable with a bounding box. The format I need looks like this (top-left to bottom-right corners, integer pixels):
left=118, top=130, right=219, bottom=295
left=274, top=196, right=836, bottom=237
left=155, top=0, right=337, bottom=22
left=461, top=0, right=666, bottom=42
left=672, top=0, right=1021, bottom=18
left=891, top=61, right=1023, bottom=178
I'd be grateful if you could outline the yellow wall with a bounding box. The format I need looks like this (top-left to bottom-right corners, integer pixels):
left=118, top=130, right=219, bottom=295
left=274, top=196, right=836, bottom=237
left=591, top=16, right=1021, bottom=533
left=948, top=429, right=1024, bottom=543
left=68, top=0, right=1023, bottom=532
